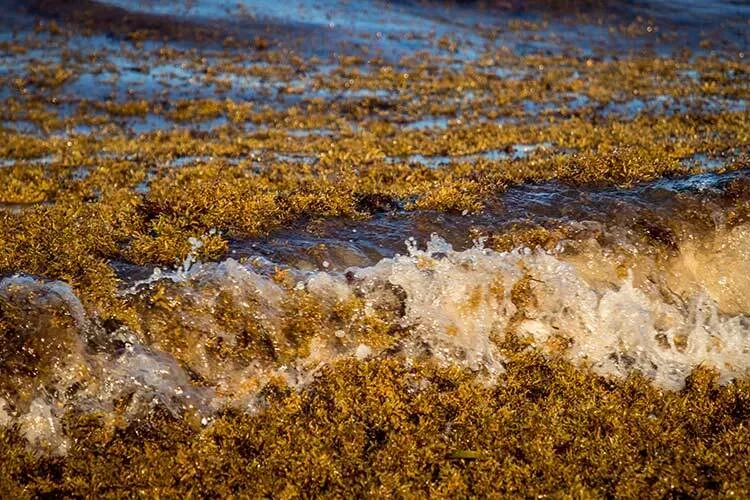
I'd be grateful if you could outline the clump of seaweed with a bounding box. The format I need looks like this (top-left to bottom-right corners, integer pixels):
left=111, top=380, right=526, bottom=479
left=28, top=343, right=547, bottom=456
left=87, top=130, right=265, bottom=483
left=0, top=356, right=748, bottom=497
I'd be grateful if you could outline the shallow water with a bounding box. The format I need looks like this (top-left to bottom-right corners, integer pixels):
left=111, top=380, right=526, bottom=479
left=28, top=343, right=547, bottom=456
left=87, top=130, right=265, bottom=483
left=0, top=0, right=749, bottom=461
left=4, top=204, right=750, bottom=452
left=228, top=169, right=750, bottom=269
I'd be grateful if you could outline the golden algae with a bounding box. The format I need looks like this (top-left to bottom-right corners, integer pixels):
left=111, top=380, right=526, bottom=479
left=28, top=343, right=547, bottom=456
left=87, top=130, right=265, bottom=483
left=0, top=358, right=748, bottom=497
left=0, top=0, right=749, bottom=494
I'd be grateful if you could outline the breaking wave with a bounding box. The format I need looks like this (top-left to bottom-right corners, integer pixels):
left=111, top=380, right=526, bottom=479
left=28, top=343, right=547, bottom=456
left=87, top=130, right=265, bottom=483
left=1, top=224, right=749, bottom=453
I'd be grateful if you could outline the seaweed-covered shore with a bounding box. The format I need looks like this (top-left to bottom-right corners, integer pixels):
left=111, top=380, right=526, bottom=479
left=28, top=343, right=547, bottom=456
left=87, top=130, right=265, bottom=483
left=1, top=0, right=749, bottom=496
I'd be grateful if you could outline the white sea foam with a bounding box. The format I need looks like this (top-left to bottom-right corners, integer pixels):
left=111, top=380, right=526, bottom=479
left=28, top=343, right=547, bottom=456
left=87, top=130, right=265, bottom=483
left=2, top=226, right=750, bottom=452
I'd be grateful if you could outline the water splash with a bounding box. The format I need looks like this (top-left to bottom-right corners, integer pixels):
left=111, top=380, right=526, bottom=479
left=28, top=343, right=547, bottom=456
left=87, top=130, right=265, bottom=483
left=2, top=223, right=750, bottom=453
